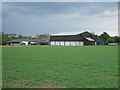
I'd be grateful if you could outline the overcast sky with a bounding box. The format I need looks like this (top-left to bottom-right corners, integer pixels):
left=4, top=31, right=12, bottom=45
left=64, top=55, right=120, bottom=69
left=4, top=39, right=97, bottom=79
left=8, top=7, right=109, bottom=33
left=2, top=2, right=118, bottom=36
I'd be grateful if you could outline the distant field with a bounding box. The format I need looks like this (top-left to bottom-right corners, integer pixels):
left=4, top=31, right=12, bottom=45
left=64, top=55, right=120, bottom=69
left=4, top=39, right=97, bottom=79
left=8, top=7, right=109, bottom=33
left=2, top=46, right=118, bottom=88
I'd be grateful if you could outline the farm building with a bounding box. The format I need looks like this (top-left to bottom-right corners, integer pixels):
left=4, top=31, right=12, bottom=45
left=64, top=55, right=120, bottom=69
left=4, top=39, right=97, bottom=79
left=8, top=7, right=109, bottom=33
left=9, top=38, right=50, bottom=45
left=8, top=31, right=101, bottom=46
left=50, top=31, right=97, bottom=46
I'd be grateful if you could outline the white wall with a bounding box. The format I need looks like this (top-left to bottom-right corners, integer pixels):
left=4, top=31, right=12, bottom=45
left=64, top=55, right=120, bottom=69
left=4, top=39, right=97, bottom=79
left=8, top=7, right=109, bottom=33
left=21, top=41, right=29, bottom=45
left=79, top=42, right=84, bottom=46
left=30, top=42, right=36, bottom=44
left=50, top=41, right=84, bottom=46
left=76, top=42, right=79, bottom=46
left=60, top=41, right=64, bottom=46
left=56, top=41, right=60, bottom=45
left=109, top=43, right=118, bottom=46
left=95, top=42, right=97, bottom=45
left=51, top=41, right=55, bottom=45
left=71, top=42, right=76, bottom=46
left=65, top=42, right=70, bottom=46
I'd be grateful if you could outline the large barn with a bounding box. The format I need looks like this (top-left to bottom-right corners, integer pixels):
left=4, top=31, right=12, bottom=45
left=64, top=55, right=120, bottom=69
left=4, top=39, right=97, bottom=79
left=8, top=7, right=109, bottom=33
left=50, top=31, right=97, bottom=46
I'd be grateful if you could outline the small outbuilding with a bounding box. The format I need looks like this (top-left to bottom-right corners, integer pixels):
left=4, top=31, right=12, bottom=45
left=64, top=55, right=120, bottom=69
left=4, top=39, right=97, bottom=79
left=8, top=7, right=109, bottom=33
left=8, top=38, right=50, bottom=45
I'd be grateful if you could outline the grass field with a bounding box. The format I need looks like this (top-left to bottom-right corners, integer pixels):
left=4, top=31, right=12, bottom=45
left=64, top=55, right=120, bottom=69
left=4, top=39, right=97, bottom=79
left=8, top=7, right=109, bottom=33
left=2, top=46, right=118, bottom=88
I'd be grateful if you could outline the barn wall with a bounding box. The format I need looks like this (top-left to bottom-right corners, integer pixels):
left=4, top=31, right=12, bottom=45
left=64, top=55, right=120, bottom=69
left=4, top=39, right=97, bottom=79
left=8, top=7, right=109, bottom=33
left=50, top=35, right=84, bottom=41
left=60, top=42, right=64, bottom=46
left=84, top=39, right=95, bottom=45
left=50, top=41, right=84, bottom=46
left=80, top=32, right=96, bottom=40
left=50, top=31, right=97, bottom=46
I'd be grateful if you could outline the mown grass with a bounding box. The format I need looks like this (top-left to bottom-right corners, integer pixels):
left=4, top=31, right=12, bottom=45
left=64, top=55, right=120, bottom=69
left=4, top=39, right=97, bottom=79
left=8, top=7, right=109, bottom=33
left=2, top=46, right=118, bottom=88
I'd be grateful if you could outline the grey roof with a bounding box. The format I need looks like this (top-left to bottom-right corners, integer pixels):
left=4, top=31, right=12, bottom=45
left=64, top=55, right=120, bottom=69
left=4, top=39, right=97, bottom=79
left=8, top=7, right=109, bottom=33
left=9, top=38, right=49, bottom=43
left=40, top=38, right=49, bottom=41
left=8, top=39, right=38, bottom=43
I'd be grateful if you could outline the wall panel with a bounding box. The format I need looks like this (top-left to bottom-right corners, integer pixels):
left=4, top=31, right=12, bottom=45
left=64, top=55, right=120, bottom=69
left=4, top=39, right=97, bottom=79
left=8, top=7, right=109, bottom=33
left=65, top=42, right=70, bottom=46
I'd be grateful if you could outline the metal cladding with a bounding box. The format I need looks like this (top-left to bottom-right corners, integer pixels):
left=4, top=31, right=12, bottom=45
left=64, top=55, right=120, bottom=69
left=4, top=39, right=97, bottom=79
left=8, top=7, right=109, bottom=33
left=50, top=31, right=97, bottom=45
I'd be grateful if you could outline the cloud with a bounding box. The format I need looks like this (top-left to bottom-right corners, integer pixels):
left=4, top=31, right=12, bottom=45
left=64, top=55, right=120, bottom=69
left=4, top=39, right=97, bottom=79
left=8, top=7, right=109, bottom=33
left=0, top=2, right=2, bottom=32
left=3, top=2, right=118, bottom=17
left=102, top=10, right=118, bottom=16
left=95, top=10, right=118, bottom=17
left=2, top=2, right=118, bottom=36
left=2, top=0, right=119, bottom=2
left=48, top=11, right=118, bottom=35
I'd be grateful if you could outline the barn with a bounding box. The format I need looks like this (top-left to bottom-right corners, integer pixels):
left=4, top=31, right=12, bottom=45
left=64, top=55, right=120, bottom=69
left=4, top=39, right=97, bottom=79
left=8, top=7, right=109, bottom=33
left=50, top=31, right=97, bottom=46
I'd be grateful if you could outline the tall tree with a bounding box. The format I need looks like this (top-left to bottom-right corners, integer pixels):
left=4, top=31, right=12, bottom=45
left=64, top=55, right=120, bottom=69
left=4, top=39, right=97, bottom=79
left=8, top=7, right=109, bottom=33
left=39, top=34, right=49, bottom=38
left=0, top=32, right=2, bottom=45
left=114, top=36, right=120, bottom=43
left=107, top=37, right=115, bottom=43
left=35, top=34, right=49, bottom=38
left=17, top=34, right=24, bottom=39
left=8, top=33, right=17, bottom=40
left=2, top=32, right=9, bottom=45
left=100, top=32, right=110, bottom=45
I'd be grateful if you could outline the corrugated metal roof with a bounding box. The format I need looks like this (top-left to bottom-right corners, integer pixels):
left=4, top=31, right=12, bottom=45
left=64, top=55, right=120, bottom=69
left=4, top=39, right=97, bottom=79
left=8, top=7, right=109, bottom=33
left=9, top=38, right=49, bottom=43
left=40, top=38, right=49, bottom=41
left=85, top=37, right=95, bottom=41
left=50, top=31, right=91, bottom=36
left=8, top=39, right=38, bottom=43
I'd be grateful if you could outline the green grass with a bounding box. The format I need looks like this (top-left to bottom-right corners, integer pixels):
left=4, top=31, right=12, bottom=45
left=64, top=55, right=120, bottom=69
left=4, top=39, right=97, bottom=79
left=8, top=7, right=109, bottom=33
left=2, top=46, right=118, bottom=88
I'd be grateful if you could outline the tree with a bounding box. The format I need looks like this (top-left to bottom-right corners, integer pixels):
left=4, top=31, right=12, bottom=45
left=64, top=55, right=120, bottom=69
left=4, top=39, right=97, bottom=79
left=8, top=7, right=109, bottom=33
left=17, top=34, right=24, bottom=39
left=35, top=34, right=40, bottom=39
left=35, top=34, right=49, bottom=38
left=8, top=33, right=17, bottom=40
left=27, top=36, right=33, bottom=39
left=0, top=32, right=2, bottom=45
left=107, top=37, right=115, bottom=43
left=114, top=36, right=120, bottom=43
left=100, top=32, right=110, bottom=45
left=2, top=32, right=9, bottom=45
left=39, top=34, right=49, bottom=38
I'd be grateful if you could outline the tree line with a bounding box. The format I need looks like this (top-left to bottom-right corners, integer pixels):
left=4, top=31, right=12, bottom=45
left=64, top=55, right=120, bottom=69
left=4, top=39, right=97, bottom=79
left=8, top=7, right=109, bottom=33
left=0, top=32, right=120, bottom=45
left=0, top=32, right=49, bottom=45
left=97, top=32, right=120, bottom=45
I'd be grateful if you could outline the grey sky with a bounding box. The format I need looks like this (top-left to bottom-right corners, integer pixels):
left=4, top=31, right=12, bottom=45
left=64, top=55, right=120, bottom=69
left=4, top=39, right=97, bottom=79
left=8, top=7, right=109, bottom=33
left=2, top=2, right=118, bottom=36
left=2, top=0, right=119, bottom=2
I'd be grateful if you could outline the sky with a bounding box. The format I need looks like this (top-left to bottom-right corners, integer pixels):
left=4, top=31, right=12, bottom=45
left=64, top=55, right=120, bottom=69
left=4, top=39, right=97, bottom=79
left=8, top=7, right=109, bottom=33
left=2, top=0, right=119, bottom=2
left=2, top=2, right=118, bottom=36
